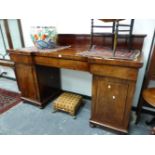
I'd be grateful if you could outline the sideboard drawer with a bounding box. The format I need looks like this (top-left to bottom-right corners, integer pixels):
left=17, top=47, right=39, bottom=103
left=34, top=56, right=89, bottom=71
left=90, top=64, right=138, bottom=81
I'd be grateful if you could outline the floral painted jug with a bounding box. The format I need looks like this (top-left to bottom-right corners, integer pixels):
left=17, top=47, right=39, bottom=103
left=30, top=26, right=57, bottom=49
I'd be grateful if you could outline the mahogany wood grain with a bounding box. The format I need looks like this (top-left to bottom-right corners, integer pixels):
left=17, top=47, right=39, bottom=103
left=34, top=57, right=89, bottom=71
left=90, top=64, right=138, bottom=81
left=143, top=88, right=155, bottom=107
left=90, top=76, right=129, bottom=127
left=8, top=34, right=145, bottom=133
left=0, top=59, right=14, bottom=67
left=12, top=57, right=61, bottom=107
left=15, top=64, right=40, bottom=102
left=88, top=55, right=143, bottom=68
left=57, top=34, right=146, bottom=51
left=9, top=53, right=34, bottom=64
left=90, top=71, right=137, bottom=132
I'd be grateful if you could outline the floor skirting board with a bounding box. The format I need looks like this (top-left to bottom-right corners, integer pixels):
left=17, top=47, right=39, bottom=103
left=0, top=75, right=16, bottom=81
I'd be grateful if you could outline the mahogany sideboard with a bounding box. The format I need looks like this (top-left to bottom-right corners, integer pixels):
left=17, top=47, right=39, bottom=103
left=8, top=34, right=145, bottom=133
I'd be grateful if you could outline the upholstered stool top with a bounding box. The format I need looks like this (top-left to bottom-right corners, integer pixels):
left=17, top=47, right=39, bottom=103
left=53, top=92, right=82, bottom=116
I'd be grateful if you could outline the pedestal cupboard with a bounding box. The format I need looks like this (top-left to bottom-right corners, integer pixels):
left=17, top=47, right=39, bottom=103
left=9, top=34, right=145, bottom=133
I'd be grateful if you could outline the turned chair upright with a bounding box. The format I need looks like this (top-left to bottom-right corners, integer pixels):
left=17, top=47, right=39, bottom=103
left=90, top=19, right=135, bottom=56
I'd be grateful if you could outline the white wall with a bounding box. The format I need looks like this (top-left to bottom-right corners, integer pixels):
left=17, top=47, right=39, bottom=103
left=21, top=19, right=155, bottom=106
left=21, top=19, right=91, bottom=46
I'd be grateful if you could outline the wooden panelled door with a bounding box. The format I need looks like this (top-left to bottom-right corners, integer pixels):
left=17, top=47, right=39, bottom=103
left=91, top=76, right=129, bottom=127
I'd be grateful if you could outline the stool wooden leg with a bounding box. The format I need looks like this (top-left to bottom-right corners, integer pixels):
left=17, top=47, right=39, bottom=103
left=52, top=109, right=58, bottom=113
left=69, top=111, right=77, bottom=119
left=73, top=116, right=77, bottom=119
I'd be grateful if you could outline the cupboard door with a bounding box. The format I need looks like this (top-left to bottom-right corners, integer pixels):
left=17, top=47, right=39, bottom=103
left=15, top=64, right=39, bottom=101
left=92, top=76, right=129, bottom=126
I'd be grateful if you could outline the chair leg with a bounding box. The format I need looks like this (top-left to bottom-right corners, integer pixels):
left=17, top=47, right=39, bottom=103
left=112, top=21, right=116, bottom=50
left=135, top=97, right=145, bottom=124
left=112, top=21, right=119, bottom=57
left=90, top=19, right=94, bottom=49
left=128, top=19, right=134, bottom=51
left=146, top=117, right=155, bottom=126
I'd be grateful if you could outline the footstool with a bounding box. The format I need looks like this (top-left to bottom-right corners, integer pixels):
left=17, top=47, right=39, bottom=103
left=53, top=92, right=83, bottom=117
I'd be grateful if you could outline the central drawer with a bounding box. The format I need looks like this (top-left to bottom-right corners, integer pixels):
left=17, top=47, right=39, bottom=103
left=34, top=56, right=89, bottom=71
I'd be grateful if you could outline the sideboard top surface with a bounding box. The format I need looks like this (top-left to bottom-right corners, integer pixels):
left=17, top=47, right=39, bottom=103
left=8, top=34, right=145, bottom=68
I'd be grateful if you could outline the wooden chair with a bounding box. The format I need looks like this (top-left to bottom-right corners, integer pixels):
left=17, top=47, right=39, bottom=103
left=142, top=88, right=155, bottom=125
left=136, top=30, right=155, bottom=124
left=90, top=19, right=135, bottom=56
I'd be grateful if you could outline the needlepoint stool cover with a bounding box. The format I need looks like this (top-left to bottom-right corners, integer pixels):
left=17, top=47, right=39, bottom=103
left=53, top=92, right=83, bottom=116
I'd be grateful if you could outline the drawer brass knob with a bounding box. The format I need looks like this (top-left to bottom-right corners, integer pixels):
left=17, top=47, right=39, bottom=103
left=58, top=54, right=62, bottom=58
left=112, top=96, right=116, bottom=100
left=108, top=85, right=111, bottom=89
